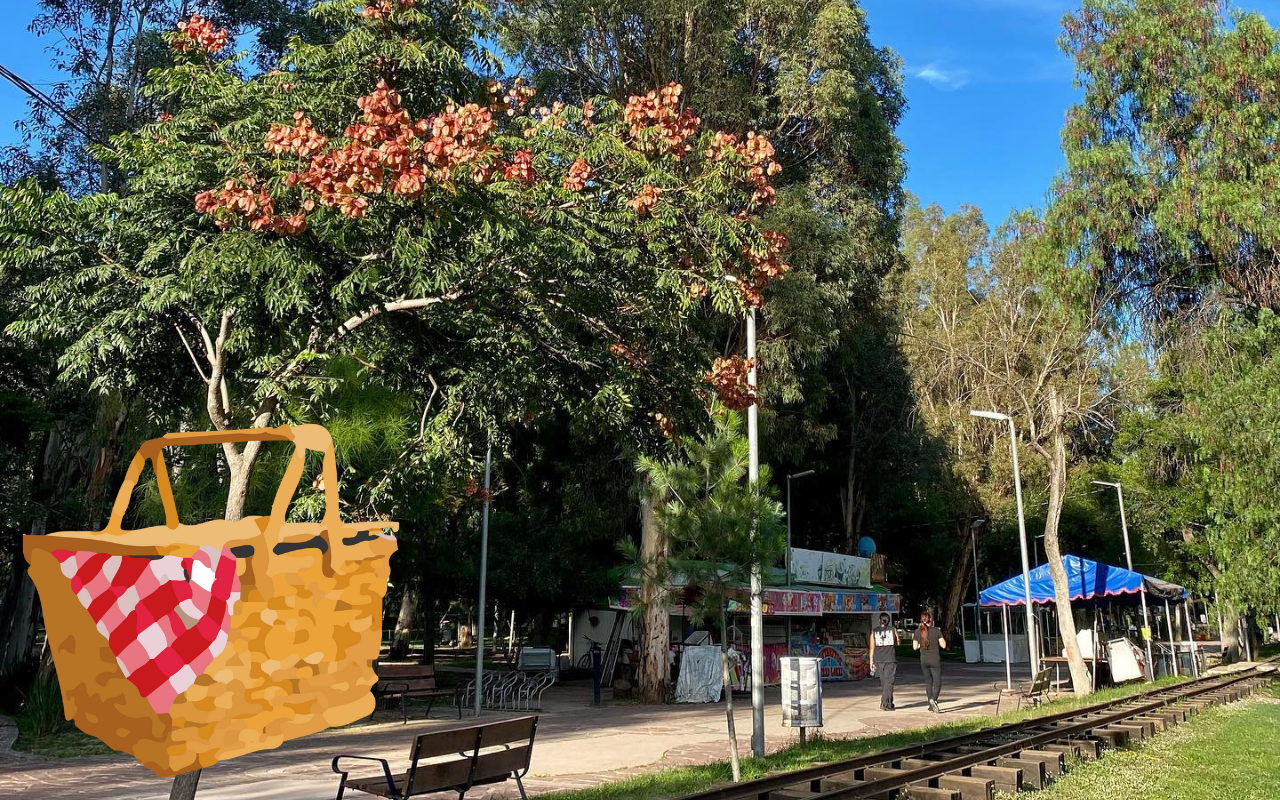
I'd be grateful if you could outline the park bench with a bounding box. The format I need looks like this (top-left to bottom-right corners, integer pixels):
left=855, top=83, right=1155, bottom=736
left=333, top=716, right=539, bottom=800
left=995, top=667, right=1052, bottom=714
left=372, top=663, right=463, bottom=723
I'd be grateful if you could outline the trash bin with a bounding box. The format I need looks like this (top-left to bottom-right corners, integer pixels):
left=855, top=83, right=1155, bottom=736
left=781, top=656, right=822, bottom=741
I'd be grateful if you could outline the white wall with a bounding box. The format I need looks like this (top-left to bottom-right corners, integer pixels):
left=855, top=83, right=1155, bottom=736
left=569, top=609, right=636, bottom=666
left=964, top=634, right=1031, bottom=664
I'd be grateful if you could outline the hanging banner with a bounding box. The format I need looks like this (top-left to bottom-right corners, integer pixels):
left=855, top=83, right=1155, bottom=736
left=789, top=548, right=872, bottom=588
left=765, top=589, right=824, bottom=615
left=821, top=591, right=901, bottom=614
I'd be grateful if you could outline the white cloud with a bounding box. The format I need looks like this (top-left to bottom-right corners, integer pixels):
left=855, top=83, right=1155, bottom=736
left=914, top=64, right=971, bottom=90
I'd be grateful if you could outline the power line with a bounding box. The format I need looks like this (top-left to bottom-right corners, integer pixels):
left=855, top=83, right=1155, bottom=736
left=0, top=61, right=111, bottom=149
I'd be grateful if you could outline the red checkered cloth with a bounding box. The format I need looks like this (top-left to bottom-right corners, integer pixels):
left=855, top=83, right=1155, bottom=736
left=53, top=545, right=241, bottom=714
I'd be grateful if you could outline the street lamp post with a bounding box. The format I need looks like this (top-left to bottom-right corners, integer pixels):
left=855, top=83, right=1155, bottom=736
left=745, top=306, right=766, bottom=758
left=726, top=273, right=766, bottom=758
left=785, top=470, right=815, bottom=583
left=970, top=519, right=986, bottom=664
left=1092, top=480, right=1154, bottom=680
left=474, top=445, right=493, bottom=717
left=970, top=410, right=1039, bottom=678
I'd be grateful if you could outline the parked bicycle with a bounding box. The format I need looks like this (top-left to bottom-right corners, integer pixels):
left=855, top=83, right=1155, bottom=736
left=575, top=637, right=604, bottom=670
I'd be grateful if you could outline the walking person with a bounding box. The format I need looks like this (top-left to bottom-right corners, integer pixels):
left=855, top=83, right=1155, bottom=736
left=869, top=612, right=899, bottom=710
left=912, top=610, right=947, bottom=712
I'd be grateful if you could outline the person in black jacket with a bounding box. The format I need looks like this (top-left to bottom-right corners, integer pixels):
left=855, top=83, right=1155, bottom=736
left=912, top=610, right=947, bottom=712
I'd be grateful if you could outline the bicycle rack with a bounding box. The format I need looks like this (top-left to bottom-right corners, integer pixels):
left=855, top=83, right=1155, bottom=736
left=461, top=670, right=557, bottom=712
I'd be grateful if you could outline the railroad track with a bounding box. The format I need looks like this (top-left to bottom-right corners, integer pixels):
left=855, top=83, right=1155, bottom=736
left=677, top=665, right=1276, bottom=800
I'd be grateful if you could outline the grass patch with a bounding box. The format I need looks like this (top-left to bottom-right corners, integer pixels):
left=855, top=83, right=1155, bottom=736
left=996, top=680, right=1280, bottom=800
left=13, top=717, right=117, bottom=759
left=538, top=677, right=1188, bottom=800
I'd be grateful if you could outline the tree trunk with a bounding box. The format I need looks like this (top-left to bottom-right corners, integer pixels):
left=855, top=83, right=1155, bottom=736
left=420, top=586, right=436, bottom=666
left=86, top=402, right=130, bottom=530
left=99, top=0, right=122, bottom=192
left=839, top=392, right=860, bottom=551
left=637, top=486, right=671, bottom=704
left=1220, top=603, right=1241, bottom=663
left=938, top=522, right=973, bottom=639
left=0, top=430, right=55, bottom=678
left=720, top=605, right=742, bottom=783
left=391, top=582, right=421, bottom=660
left=222, top=458, right=252, bottom=522
left=1039, top=391, right=1092, bottom=696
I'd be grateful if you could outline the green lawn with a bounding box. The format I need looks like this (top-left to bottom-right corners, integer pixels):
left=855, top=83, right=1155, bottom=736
left=996, top=681, right=1280, bottom=800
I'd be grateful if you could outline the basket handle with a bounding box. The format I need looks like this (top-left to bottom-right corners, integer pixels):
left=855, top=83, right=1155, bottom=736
left=263, top=424, right=343, bottom=549
left=103, top=425, right=341, bottom=549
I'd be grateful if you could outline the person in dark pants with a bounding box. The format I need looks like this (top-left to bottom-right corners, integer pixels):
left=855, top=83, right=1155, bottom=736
left=912, top=610, right=947, bottom=712
left=869, top=612, right=899, bottom=710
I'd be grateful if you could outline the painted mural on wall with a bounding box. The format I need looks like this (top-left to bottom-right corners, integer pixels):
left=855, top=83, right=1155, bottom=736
left=787, top=632, right=870, bottom=682
left=788, top=548, right=872, bottom=589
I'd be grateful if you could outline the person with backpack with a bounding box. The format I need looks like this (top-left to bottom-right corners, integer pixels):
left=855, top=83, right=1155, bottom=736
left=912, top=610, right=947, bottom=712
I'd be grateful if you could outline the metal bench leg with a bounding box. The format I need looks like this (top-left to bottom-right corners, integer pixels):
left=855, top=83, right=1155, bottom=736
left=426, top=696, right=436, bottom=720
left=401, top=694, right=408, bottom=725
left=515, top=775, right=529, bottom=800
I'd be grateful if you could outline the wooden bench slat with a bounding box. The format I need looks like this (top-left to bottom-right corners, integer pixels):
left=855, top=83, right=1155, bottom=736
left=347, top=775, right=405, bottom=799
left=406, top=757, right=475, bottom=794
left=470, top=745, right=534, bottom=783
left=477, top=716, right=538, bottom=747
left=412, top=727, right=483, bottom=761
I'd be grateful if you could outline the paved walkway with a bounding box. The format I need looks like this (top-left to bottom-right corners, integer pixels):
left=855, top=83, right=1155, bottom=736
left=0, top=662, right=1011, bottom=800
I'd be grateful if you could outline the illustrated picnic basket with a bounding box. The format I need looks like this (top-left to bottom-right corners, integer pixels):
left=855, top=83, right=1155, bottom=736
left=23, top=424, right=398, bottom=776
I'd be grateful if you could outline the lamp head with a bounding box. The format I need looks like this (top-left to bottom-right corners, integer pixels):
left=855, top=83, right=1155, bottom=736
left=970, top=519, right=986, bottom=530
left=970, top=410, right=1009, bottom=421
left=789, top=470, right=816, bottom=480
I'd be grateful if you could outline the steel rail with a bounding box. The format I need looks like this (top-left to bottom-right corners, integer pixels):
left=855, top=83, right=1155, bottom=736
left=818, top=668, right=1262, bottom=799
left=677, top=666, right=1269, bottom=800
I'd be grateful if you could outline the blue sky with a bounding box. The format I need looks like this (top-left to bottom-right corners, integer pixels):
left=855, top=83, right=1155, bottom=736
left=1, top=0, right=1278, bottom=220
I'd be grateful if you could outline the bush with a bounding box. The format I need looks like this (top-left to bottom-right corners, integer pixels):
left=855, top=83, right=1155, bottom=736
left=21, top=669, right=64, bottom=738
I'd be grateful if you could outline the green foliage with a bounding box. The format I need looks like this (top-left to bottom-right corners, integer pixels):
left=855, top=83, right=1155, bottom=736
left=499, top=0, right=907, bottom=442
left=1051, top=0, right=1280, bottom=317
left=636, top=410, right=785, bottom=625
left=1116, top=310, right=1280, bottom=611
left=1, top=0, right=776, bottom=518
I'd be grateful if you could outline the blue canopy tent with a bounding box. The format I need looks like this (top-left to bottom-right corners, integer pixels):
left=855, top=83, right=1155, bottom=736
left=974, top=555, right=1197, bottom=684
left=979, top=555, right=1187, bottom=607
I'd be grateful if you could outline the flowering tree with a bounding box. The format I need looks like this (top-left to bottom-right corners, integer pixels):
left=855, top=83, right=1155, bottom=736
left=3, top=0, right=790, bottom=519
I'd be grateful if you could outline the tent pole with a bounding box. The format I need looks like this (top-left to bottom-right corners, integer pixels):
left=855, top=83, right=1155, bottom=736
left=1164, top=599, right=1178, bottom=677
left=1092, top=608, right=1099, bottom=692
left=1139, top=586, right=1154, bottom=682
left=1002, top=605, right=1012, bottom=690
left=1183, top=600, right=1199, bottom=677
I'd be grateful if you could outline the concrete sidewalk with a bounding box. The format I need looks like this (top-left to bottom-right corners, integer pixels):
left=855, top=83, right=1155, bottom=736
left=0, top=662, right=1012, bottom=800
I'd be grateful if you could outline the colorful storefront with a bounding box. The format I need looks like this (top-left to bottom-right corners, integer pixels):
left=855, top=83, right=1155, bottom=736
left=613, top=548, right=901, bottom=686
